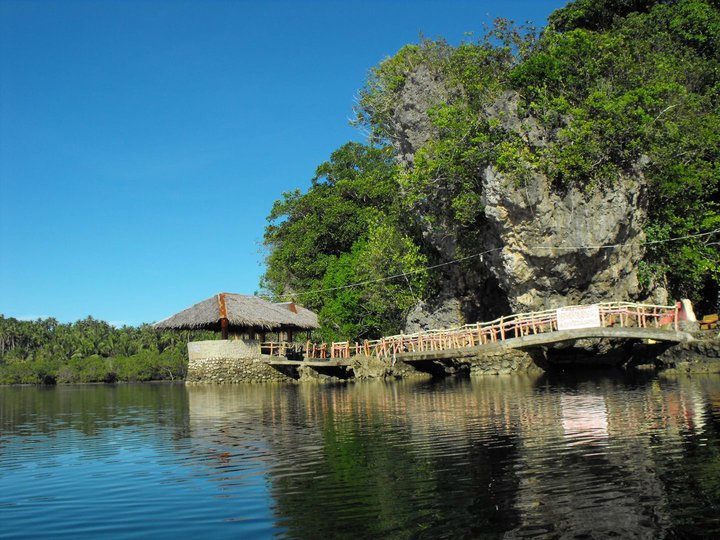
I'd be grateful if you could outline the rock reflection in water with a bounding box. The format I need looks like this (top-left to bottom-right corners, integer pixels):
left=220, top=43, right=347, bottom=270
left=184, top=373, right=720, bottom=539
left=2, top=373, right=718, bottom=538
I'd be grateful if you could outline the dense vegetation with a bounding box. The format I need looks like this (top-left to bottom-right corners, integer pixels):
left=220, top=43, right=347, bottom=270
left=262, top=143, right=429, bottom=341
left=0, top=315, right=214, bottom=385
left=3, top=1, right=719, bottom=385
left=263, top=0, right=719, bottom=340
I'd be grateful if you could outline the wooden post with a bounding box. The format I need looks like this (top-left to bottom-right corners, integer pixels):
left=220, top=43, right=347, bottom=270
left=217, top=293, right=229, bottom=339
left=500, top=317, right=505, bottom=341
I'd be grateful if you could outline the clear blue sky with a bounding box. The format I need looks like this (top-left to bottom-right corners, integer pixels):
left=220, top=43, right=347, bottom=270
left=0, top=0, right=566, bottom=326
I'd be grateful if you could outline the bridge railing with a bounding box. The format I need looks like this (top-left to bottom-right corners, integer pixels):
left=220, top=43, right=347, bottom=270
left=261, top=301, right=679, bottom=361
left=260, top=341, right=309, bottom=359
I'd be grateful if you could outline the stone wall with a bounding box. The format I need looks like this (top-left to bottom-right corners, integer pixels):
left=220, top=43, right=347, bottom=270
left=657, top=339, right=720, bottom=374
left=468, top=349, right=544, bottom=376
left=350, top=355, right=431, bottom=380
left=186, top=340, right=295, bottom=384
left=350, top=351, right=543, bottom=379
left=185, top=340, right=548, bottom=384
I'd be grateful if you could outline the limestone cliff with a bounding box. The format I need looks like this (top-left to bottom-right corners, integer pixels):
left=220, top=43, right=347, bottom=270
left=393, top=76, right=649, bottom=330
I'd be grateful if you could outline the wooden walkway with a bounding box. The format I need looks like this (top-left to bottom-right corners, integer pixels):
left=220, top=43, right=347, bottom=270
left=261, top=301, right=693, bottom=366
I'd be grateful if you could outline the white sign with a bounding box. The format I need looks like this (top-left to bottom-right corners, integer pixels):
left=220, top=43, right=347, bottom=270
left=556, top=305, right=601, bottom=330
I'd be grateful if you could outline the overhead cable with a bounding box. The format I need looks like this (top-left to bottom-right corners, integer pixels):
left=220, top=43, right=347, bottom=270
left=271, top=227, right=720, bottom=300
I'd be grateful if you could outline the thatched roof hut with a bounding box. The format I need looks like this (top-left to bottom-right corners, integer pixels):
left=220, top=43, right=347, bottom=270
left=154, top=293, right=319, bottom=339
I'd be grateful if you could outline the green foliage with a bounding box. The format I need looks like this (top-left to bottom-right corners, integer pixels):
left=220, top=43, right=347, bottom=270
left=506, top=1, right=719, bottom=307
left=548, top=0, right=659, bottom=32
left=262, top=142, right=427, bottom=340
left=262, top=142, right=398, bottom=302
left=0, top=358, right=60, bottom=385
left=355, top=22, right=536, bottom=144
left=263, top=0, right=720, bottom=336
left=262, top=141, right=430, bottom=341
left=355, top=40, right=455, bottom=143
left=317, top=220, right=428, bottom=341
left=669, top=0, right=720, bottom=56
left=0, top=314, right=210, bottom=385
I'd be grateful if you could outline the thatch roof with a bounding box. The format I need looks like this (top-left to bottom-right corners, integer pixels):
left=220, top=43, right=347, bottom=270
left=154, top=293, right=319, bottom=331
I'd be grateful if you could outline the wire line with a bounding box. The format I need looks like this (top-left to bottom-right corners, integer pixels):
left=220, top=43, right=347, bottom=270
left=270, top=227, right=720, bottom=300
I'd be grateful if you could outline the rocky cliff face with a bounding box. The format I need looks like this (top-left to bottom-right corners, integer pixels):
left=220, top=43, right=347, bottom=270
left=481, top=163, right=646, bottom=313
left=392, top=76, right=649, bottom=330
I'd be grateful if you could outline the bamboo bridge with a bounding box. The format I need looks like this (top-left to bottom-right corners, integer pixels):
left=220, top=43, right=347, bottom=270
left=260, top=301, right=694, bottom=367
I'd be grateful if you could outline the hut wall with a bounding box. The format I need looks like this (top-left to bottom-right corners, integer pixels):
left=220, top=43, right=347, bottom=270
left=186, top=340, right=294, bottom=383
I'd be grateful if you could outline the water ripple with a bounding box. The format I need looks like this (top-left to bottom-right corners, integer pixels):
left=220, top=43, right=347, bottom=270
left=1, top=375, right=720, bottom=538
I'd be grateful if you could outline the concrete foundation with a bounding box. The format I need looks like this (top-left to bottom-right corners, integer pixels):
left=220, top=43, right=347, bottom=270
left=186, top=340, right=296, bottom=384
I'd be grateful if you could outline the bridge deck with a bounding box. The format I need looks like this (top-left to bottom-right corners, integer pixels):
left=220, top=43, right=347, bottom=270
left=395, top=327, right=693, bottom=362
left=260, top=302, right=691, bottom=365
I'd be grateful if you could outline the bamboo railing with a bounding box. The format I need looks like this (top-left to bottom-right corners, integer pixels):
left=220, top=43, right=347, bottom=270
left=261, top=301, right=680, bottom=362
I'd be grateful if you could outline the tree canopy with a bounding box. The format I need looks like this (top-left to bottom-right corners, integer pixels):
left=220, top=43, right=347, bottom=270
left=264, top=0, right=719, bottom=339
left=0, top=315, right=212, bottom=384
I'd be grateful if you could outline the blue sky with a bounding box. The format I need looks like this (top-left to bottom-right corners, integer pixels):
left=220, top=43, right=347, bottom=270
left=0, top=0, right=566, bottom=326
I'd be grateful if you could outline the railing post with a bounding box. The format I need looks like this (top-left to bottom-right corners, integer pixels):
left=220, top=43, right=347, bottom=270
left=500, top=316, right=505, bottom=341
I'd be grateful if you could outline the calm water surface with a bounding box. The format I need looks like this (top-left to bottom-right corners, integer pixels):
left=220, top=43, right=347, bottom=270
left=1, top=372, right=719, bottom=539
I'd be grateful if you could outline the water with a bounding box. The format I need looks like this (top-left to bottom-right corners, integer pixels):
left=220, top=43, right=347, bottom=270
left=1, top=372, right=719, bottom=539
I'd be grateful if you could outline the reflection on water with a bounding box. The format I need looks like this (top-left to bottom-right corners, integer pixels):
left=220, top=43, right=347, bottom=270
left=1, top=373, right=720, bottom=538
left=560, top=394, right=608, bottom=444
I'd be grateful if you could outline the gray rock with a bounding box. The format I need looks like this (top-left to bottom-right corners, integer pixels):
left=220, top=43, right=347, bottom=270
left=405, top=295, right=463, bottom=331
left=391, top=64, right=458, bottom=167
left=384, top=69, right=650, bottom=328
left=657, top=338, right=720, bottom=373
left=480, top=164, right=646, bottom=313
